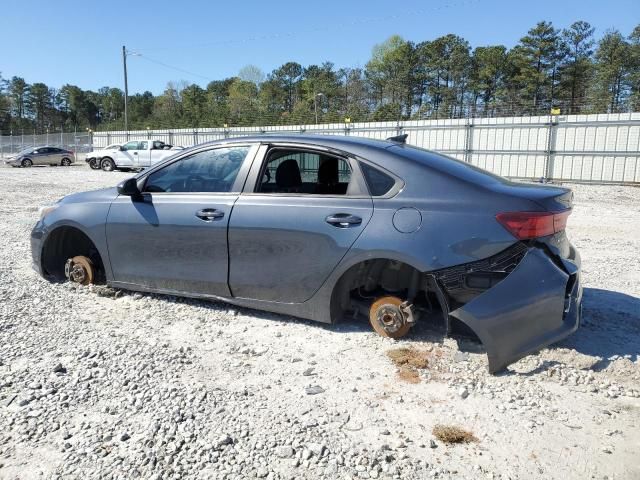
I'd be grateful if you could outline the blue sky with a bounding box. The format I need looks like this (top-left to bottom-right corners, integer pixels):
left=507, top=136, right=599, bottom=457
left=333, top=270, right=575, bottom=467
left=2, top=0, right=638, bottom=95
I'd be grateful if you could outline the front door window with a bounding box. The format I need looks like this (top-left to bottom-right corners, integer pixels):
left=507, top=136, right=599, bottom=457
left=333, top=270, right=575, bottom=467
left=143, top=146, right=250, bottom=193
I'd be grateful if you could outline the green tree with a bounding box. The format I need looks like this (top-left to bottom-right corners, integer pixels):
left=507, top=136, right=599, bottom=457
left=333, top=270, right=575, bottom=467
left=628, top=25, right=640, bottom=111
left=592, top=30, right=631, bottom=112
left=337, top=67, right=370, bottom=122
left=365, top=35, right=417, bottom=118
left=559, top=21, right=595, bottom=113
left=415, top=35, right=471, bottom=119
left=469, top=45, right=508, bottom=116
left=228, top=79, right=259, bottom=126
left=26, top=82, right=54, bottom=132
left=181, top=84, right=207, bottom=127
left=515, top=21, right=562, bottom=113
left=8, top=77, right=29, bottom=129
left=270, top=62, right=303, bottom=115
left=129, top=91, right=155, bottom=128
left=300, top=63, right=341, bottom=123
left=0, top=73, right=10, bottom=134
left=206, top=78, right=234, bottom=126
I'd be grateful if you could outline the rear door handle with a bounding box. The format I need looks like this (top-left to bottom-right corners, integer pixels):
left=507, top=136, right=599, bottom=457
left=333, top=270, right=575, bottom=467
left=325, top=213, right=362, bottom=228
left=196, top=208, right=225, bottom=221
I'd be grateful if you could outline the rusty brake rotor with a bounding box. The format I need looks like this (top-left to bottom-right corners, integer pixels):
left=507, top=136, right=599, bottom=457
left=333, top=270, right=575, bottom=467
left=369, top=295, right=414, bottom=338
left=64, top=256, right=94, bottom=285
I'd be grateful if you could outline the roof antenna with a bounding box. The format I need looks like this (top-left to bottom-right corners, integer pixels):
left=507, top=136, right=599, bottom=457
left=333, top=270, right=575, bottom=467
left=387, top=133, right=408, bottom=144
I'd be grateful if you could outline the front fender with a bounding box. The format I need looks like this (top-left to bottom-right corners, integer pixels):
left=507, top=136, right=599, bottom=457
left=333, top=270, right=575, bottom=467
left=32, top=198, right=115, bottom=281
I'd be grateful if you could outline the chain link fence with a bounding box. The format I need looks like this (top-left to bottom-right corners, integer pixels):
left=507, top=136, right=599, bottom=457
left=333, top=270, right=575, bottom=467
left=0, top=132, right=92, bottom=159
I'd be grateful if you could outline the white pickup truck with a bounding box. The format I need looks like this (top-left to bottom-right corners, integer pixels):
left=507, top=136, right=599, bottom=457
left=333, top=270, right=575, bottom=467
left=100, top=139, right=183, bottom=171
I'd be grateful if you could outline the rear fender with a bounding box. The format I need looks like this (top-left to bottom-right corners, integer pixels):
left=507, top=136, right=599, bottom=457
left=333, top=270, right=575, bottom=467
left=449, top=248, right=577, bottom=373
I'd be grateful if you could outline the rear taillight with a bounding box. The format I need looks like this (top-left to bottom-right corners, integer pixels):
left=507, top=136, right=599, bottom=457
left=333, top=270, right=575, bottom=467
left=496, top=210, right=571, bottom=240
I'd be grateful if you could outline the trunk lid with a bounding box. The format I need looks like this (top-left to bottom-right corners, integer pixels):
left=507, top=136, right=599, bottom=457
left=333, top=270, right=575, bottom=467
left=489, top=181, right=573, bottom=211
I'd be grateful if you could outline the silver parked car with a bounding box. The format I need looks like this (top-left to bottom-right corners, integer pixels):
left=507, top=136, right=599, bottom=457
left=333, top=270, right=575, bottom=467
left=31, top=134, right=582, bottom=373
left=7, top=146, right=76, bottom=167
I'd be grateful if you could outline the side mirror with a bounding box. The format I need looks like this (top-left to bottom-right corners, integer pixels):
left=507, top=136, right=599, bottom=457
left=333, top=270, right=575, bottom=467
left=117, top=177, right=141, bottom=197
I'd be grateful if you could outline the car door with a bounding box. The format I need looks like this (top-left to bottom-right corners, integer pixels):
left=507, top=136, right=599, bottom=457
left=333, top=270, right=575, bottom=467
left=48, top=148, right=63, bottom=164
left=106, top=144, right=258, bottom=296
left=32, top=148, right=47, bottom=165
left=118, top=141, right=141, bottom=167
left=227, top=145, right=374, bottom=303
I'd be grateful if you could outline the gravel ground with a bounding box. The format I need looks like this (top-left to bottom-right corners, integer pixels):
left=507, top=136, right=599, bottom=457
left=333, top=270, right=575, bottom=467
left=0, top=166, right=639, bottom=480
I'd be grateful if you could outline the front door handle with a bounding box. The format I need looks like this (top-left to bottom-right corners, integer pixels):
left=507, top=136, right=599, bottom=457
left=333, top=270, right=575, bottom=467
left=325, top=213, right=362, bottom=228
left=196, top=208, right=225, bottom=221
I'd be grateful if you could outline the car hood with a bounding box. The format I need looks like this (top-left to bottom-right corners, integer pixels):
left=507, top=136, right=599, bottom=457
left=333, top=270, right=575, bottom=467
left=60, top=187, right=119, bottom=205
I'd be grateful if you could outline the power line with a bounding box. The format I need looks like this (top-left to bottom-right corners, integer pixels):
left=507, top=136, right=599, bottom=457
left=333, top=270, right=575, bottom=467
left=133, top=53, right=213, bottom=82
left=131, top=0, right=480, bottom=53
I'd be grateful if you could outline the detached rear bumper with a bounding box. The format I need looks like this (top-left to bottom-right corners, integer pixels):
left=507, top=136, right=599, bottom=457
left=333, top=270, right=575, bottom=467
left=445, top=244, right=582, bottom=373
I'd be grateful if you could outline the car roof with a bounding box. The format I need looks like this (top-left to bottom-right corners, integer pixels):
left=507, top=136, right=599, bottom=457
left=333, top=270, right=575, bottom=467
left=202, top=134, right=399, bottom=152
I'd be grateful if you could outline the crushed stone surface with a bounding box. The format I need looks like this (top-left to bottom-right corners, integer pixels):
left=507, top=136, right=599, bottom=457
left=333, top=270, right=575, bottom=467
left=0, top=166, right=639, bottom=479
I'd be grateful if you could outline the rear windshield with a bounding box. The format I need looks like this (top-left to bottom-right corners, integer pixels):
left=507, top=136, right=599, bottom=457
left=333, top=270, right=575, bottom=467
left=388, top=144, right=508, bottom=186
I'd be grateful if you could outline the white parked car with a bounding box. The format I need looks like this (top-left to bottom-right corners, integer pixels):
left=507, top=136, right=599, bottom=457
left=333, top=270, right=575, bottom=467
left=100, top=140, right=183, bottom=171
left=85, top=144, right=122, bottom=170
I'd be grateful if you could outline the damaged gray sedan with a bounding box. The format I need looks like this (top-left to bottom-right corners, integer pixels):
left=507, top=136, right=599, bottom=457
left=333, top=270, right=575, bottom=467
left=30, top=134, right=582, bottom=372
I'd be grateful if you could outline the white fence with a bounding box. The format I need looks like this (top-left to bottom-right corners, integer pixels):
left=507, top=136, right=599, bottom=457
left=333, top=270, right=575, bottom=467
left=93, top=112, right=640, bottom=184
left=0, top=132, right=92, bottom=158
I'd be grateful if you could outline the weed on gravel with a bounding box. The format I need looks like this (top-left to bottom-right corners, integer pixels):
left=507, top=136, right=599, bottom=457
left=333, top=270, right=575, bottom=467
left=432, top=424, right=477, bottom=444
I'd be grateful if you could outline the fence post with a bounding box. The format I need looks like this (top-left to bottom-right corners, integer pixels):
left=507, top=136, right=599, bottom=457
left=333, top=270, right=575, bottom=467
left=193, top=129, right=198, bottom=145
left=464, top=119, right=474, bottom=163
left=169, top=130, right=174, bottom=146
left=545, top=115, right=558, bottom=181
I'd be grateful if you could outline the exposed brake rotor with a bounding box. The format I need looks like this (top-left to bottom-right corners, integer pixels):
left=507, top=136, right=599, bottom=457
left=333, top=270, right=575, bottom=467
left=64, top=256, right=94, bottom=285
left=369, top=295, right=415, bottom=339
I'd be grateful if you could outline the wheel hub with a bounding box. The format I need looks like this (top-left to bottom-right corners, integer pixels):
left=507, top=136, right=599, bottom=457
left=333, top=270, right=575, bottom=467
left=369, top=296, right=414, bottom=338
left=64, top=256, right=94, bottom=285
left=376, top=304, right=405, bottom=333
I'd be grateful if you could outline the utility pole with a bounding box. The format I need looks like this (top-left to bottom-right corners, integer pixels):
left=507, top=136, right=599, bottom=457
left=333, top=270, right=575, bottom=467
left=122, top=45, right=129, bottom=135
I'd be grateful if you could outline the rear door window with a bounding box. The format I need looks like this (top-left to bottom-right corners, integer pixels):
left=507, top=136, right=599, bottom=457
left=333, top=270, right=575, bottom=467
left=256, top=149, right=352, bottom=195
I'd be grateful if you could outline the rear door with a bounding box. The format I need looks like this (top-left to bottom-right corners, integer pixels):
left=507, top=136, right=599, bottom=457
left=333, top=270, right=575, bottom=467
left=228, top=144, right=373, bottom=302
left=50, top=148, right=64, bottom=164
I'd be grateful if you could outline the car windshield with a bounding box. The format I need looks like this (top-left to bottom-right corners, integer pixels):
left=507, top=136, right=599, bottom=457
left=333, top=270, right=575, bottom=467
left=15, top=147, right=36, bottom=155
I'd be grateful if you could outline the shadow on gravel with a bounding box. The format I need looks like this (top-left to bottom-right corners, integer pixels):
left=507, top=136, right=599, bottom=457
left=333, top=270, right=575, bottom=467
left=552, top=287, right=640, bottom=370
left=111, top=285, right=639, bottom=373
